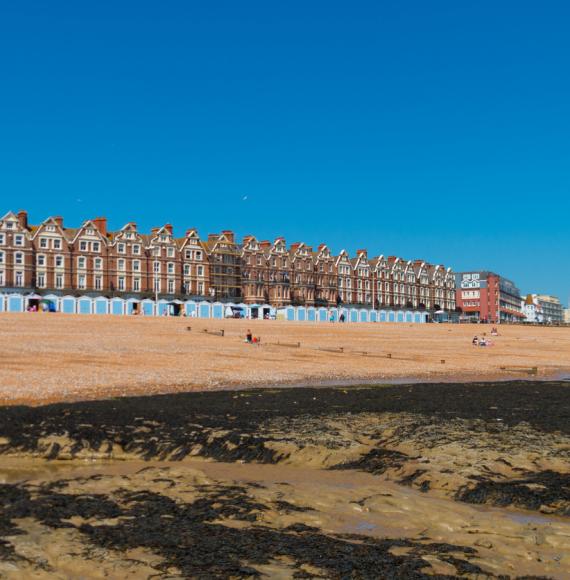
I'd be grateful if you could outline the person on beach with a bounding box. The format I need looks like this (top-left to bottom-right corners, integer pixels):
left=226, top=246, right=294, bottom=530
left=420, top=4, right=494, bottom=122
left=472, top=336, right=478, bottom=345
left=246, top=329, right=253, bottom=343
left=491, top=327, right=498, bottom=336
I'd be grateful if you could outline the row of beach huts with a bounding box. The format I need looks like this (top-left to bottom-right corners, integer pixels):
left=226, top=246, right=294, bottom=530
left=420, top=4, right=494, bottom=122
left=0, top=292, right=433, bottom=323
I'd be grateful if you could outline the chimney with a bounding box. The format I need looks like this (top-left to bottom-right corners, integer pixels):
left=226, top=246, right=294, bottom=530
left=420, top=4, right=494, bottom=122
left=17, top=210, right=28, bottom=229
left=185, top=229, right=196, bottom=237
left=53, top=216, right=64, bottom=228
left=208, top=233, right=218, bottom=243
left=164, top=223, right=173, bottom=235
left=290, top=242, right=301, bottom=253
left=151, top=227, right=159, bottom=236
left=221, top=230, right=234, bottom=243
left=357, top=248, right=368, bottom=257
left=260, top=241, right=271, bottom=250
left=93, top=217, right=107, bottom=237
left=318, top=243, right=326, bottom=251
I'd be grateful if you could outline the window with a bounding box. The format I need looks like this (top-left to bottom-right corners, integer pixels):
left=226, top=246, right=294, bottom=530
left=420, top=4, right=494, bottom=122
left=6, top=222, right=13, bottom=229
left=92, top=242, right=100, bottom=252
left=95, top=276, right=102, bottom=291
left=15, top=272, right=24, bottom=286
left=167, top=279, right=175, bottom=294
left=196, top=251, right=202, bottom=261
left=39, top=238, right=48, bottom=249
left=153, top=247, right=161, bottom=257
left=0, top=271, right=4, bottom=286
left=14, top=235, right=24, bottom=246
left=94, top=258, right=103, bottom=270
left=118, top=259, right=126, bottom=271
left=197, top=266, right=204, bottom=276
left=133, top=278, right=140, bottom=292
left=185, top=250, right=192, bottom=259
left=167, top=262, right=175, bottom=274
left=55, top=255, right=64, bottom=268
left=78, top=257, right=86, bottom=269
left=153, top=279, right=160, bottom=293
left=153, top=261, right=160, bottom=273
left=0, top=233, right=4, bottom=245
left=15, top=252, right=24, bottom=265
left=167, top=247, right=175, bottom=258
left=184, top=264, right=190, bottom=276
left=198, top=282, right=204, bottom=294
left=53, top=238, right=62, bottom=250
left=78, top=275, right=86, bottom=289
left=118, top=243, right=126, bottom=254
left=133, top=260, right=140, bottom=272
left=132, top=244, right=140, bottom=255
left=37, top=255, right=46, bottom=267
left=37, top=273, right=46, bottom=288
left=56, top=274, right=64, bottom=289
left=80, top=241, right=88, bottom=251
left=118, top=277, right=126, bottom=291
left=0, top=252, right=3, bottom=264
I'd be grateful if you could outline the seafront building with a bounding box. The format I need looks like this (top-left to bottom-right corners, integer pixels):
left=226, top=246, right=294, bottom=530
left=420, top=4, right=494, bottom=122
left=0, top=210, right=455, bottom=319
left=455, top=271, right=525, bottom=323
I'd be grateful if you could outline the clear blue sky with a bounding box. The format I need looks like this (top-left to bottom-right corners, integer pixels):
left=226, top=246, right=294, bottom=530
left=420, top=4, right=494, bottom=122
left=1, top=1, right=569, bottom=303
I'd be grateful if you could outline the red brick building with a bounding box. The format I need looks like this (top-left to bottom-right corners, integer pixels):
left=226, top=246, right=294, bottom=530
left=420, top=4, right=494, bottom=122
left=455, top=271, right=524, bottom=323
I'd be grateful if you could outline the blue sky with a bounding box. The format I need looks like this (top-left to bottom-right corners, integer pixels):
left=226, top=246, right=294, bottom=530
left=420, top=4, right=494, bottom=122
left=1, top=1, right=569, bottom=302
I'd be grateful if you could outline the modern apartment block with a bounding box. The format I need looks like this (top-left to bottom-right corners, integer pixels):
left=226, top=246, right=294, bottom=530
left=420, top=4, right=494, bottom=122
left=455, top=271, right=525, bottom=323
left=534, top=295, right=564, bottom=323
left=0, top=210, right=456, bottom=312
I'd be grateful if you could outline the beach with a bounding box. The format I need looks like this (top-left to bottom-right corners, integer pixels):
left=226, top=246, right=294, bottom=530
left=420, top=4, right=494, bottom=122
left=1, top=313, right=569, bottom=405
left=0, top=314, right=569, bottom=578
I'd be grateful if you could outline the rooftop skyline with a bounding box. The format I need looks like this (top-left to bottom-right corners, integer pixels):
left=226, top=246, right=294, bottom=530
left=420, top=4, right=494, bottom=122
left=1, top=1, right=569, bottom=303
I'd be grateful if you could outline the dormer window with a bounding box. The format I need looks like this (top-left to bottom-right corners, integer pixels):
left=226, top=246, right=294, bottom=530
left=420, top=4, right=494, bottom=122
left=6, top=222, right=13, bottom=229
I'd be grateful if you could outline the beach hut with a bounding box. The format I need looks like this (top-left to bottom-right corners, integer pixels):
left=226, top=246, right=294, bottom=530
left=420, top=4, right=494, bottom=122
left=414, top=312, right=422, bottom=323
left=212, top=302, right=224, bottom=319
left=126, top=298, right=141, bottom=315
left=388, top=311, right=396, bottom=322
left=307, top=307, right=316, bottom=322
left=110, top=297, right=125, bottom=316
left=61, top=295, right=76, bottom=314
left=370, top=310, right=378, bottom=323
left=198, top=302, right=211, bottom=318
left=349, top=308, right=358, bottom=323
left=286, top=307, right=295, bottom=321
left=359, top=309, right=368, bottom=323
left=7, top=293, right=23, bottom=312
left=396, top=311, right=404, bottom=323
left=422, top=312, right=430, bottom=323
left=297, top=307, right=307, bottom=322
left=0, top=295, right=4, bottom=312
left=94, top=297, right=108, bottom=315
left=318, top=308, right=328, bottom=322
left=405, top=311, right=413, bottom=323
left=184, top=300, right=197, bottom=318
left=141, top=299, right=155, bottom=316
left=77, top=297, right=92, bottom=315
left=156, top=299, right=169, bottom=317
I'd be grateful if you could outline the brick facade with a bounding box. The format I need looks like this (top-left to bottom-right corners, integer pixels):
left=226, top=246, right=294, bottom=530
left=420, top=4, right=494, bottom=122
left=0, top=210, right=456, bottom=312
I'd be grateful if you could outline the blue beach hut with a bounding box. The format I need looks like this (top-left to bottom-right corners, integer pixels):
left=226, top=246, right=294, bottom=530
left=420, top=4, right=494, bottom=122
left=94, top=297, right=108, bottom=315
left=141, top=299, right=155, bottom=316
left=7, top=293, right=23, bottom=312
left=110, top=298, right=125, bottom=316
left=61, top=296, right=76, bottom=314
left=77, top=297, right=92, bottom=314
left=198, top=302, right=211, bottom=318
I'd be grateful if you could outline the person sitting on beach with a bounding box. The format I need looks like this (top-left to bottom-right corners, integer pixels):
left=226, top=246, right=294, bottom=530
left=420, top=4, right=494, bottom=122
left=491, top=327, right=498, bottom=336
left=246, top=329, right=253, bottom=343
left=479, top=338, right=487, bottom=347
left=472, top=336, right=478, bottom=346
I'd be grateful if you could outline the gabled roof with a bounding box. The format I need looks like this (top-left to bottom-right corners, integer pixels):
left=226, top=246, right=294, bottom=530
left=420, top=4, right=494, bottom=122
left=70, top=220, right=109, bottom=245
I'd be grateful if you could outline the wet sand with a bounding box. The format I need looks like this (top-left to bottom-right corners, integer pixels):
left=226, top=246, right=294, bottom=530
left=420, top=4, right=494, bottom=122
left=1, top=313, right=570, bottom=405
left=1, top=381, right=569, bottom=578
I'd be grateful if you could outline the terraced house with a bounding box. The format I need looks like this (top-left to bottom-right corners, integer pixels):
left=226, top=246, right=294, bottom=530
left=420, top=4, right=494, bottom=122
left=0, top=210, right=456, bottom=314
